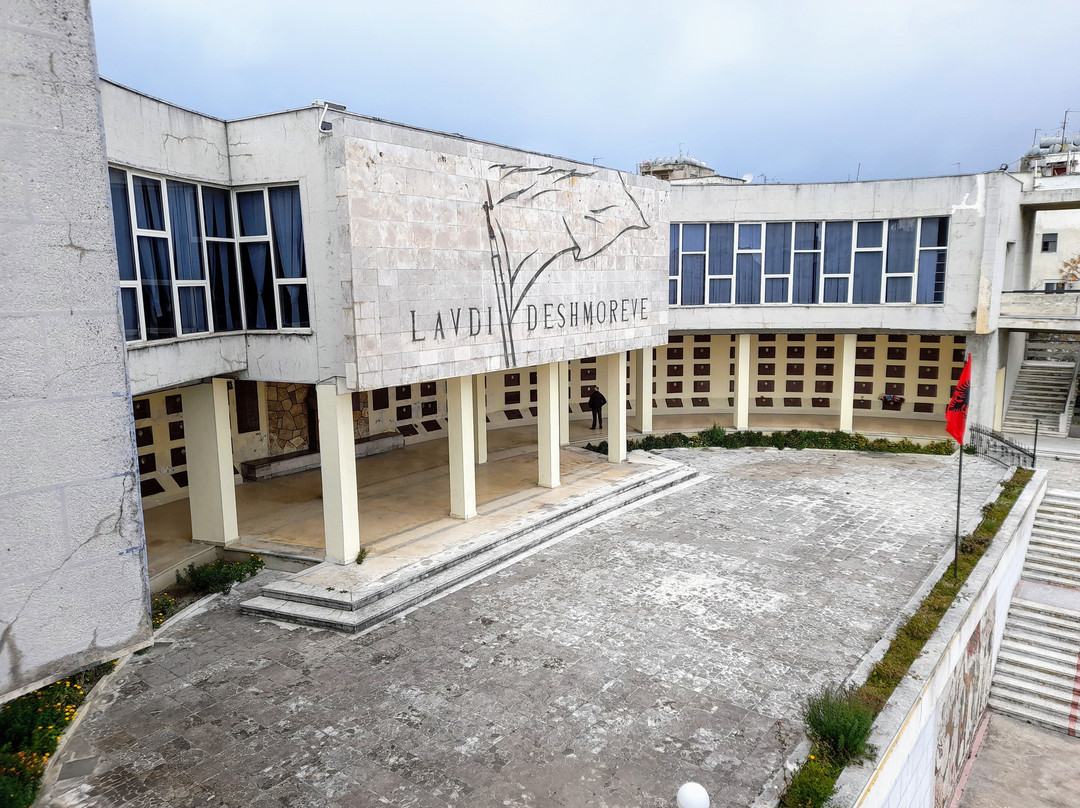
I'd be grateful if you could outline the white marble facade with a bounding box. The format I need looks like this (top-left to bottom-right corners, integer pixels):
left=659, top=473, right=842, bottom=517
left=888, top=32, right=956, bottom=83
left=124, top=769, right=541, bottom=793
left=345, top=135, right=669, bottom=389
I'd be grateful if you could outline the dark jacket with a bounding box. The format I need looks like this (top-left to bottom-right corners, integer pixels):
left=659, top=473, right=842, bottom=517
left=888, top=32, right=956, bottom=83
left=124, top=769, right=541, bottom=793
left=588, top=390, right=606, bottom=410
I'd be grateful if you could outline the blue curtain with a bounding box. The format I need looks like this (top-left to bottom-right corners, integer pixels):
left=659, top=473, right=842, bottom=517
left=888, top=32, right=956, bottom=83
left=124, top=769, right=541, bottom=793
left=109, top=168, right=136, bottom=281
left=236, top=191, right=267, bottom=237
left=792, top=253, right=818, bottom=303
left=886, top=219, right=917, bottom=273
left=240, top=243, right=276, bottom=329
left=822, top=277, right=848, bottom=303
left=279, top=285, right=309, bottom=328
left=167, top=181, right=204, bottom=281
left=823, top=221, right=852, bottom=274
left=735, top=254, right=761, bottom=304
left=207, top=242, right=243, bottom=331
left=269, top=186, right=306, bottom=279
left=765, top=223, right=791, bottom=275
left=886, top=276, right=913, bottom=303
left=920, top=217, right=949, bottom=248
left=136, top=236, right=175, bottom=339
left=852, top=252, right=882, bottom=303
left=708, top=223, right=734, bottom=276
left=132, top=175, right=165, bottom=231
left=709, top=278, right=732, bottom=304
left=669, top=224, right=679, bottom=277
left=120, top=288, right=140, bottom=341
left=765, top=278, right=788, bottom=302
left=202, top=187, right=233, bottom=238
left=917, top=250, right=947, bottom=303
left=680, top=254, right=705, bottom=305
left=682, top=223, right=706, bottom=252
left=178, top=287, right=208, bottom=334
left=794, top=221, right=820, bottom=251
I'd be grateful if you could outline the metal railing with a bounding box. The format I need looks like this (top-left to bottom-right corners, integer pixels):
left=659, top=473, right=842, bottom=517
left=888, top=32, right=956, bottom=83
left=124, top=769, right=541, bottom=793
left=968, top=424, right=1036, bottom=468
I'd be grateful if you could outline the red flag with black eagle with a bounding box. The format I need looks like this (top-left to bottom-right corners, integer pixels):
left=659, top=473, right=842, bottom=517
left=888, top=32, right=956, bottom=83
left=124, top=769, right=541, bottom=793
left=946, top=355, right=971, bottom=444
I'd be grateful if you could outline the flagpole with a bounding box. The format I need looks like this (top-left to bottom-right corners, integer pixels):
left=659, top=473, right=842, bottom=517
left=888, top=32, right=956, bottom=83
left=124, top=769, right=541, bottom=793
left=954, top=443, right=963, bottom=581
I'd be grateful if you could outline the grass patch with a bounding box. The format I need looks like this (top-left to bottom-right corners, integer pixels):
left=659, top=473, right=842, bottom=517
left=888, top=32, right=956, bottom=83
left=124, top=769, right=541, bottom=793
left=780, top=466, right=1033, bottom=807
left=0, top=662, right=118, bottom=808
left=584, top=426, right=955, bottom=456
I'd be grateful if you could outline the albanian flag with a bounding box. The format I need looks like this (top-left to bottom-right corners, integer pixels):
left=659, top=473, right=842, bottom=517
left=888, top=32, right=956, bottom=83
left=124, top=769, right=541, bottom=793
left=946, top=355, right=971, bottom=444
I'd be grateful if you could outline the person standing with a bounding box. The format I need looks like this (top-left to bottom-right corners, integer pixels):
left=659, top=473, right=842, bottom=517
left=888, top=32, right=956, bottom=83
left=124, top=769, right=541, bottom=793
left=588, top=388, right=606, bottom=430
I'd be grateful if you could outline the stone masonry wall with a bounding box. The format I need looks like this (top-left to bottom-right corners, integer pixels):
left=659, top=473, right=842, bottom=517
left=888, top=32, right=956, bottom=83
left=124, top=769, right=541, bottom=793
left=266, top=382, right=312, bottom=455
left=0, top=0, right=153, bottom=701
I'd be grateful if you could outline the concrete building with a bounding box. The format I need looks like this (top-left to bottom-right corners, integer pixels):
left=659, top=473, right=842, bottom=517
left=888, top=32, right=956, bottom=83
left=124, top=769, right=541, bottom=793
left=7, top=0, right=1080, bottom=702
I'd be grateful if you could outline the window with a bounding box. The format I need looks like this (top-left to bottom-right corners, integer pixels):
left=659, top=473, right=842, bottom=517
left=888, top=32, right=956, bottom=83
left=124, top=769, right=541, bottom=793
left=1042, top=233, right=1058, bottom=253
left=670, top=216, right=949, bottom=307
left=110, top=168, right=309, bottom=342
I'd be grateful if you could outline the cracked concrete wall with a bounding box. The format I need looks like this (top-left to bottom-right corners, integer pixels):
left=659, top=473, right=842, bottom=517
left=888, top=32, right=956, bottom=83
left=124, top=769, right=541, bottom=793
left=0, top=0, right=153, bottom=702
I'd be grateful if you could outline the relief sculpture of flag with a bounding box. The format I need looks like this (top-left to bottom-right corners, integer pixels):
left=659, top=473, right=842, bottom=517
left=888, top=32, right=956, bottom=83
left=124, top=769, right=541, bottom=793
left=946, top=355, right=971, bottom=444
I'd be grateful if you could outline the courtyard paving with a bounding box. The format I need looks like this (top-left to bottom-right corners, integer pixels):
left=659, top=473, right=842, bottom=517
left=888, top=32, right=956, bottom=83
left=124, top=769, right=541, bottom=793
left=41, top=449, right=1006, bottom=808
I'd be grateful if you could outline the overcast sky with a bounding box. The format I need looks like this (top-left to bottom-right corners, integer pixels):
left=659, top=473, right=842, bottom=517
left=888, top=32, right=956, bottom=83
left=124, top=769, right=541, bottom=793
left=91, top=0, right=1076, bottom=183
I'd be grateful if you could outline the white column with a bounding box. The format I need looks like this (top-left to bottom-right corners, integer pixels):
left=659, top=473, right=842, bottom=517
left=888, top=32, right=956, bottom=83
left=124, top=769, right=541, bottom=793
left=537, top=362, right=560, bottom=488
left=734, top=334, right=752, bottom=430
left=839, top=333, right=857, bottom=433
left=604, top=352, right=628, bottom=463
left=182, top=378, right=239, bottom=546
left=633, top=348, right=653, bottom=434
left=558, top=361, right=570, bottom=445
left=473, top=374, right=487, bottom=465
left=316, top=384, right=361, bottom=565
left=446, top=375, right=477, bottom=519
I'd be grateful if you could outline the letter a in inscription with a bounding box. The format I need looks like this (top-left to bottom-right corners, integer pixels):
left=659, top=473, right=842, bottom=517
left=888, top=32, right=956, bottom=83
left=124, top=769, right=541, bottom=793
left=434, top=312, right=445, bottom=339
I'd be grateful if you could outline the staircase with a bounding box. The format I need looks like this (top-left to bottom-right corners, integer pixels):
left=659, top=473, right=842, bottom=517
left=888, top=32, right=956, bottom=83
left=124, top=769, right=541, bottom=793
left=988, top=490, right=1080, bottom=735
left=241, top=459, right=699, bottom=633
left=1002, top=361, right=1077, bottom=437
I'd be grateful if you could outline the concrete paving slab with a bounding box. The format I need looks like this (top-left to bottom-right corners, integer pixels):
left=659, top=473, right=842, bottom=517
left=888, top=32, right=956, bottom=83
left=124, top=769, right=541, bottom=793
left=40, top=448, right=1006, bottom=807
left=956, top=712, right=1080, bottom=808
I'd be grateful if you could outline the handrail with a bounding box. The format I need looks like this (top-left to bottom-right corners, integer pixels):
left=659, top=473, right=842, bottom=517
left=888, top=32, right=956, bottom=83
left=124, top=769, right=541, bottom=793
left=1060, top=351, right=1080, bottom=434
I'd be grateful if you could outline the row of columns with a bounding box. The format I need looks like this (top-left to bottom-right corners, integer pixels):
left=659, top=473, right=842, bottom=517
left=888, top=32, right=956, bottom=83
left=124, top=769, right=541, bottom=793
left=178, top=352, right=637, bottom=567
left=729, top=333, right=858, bottom=432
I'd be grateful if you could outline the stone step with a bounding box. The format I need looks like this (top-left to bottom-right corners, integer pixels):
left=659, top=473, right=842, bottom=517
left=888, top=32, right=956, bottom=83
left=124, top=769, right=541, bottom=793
left=1023, top=569, right=1080, bottom=590
left=1032, top=519, right=1080, bottom=536
left=1033, top=504, right=1080, bottom=519
left=1003, top=625, right=1080, bottom=656
left=988, top=692, right=1078, bottom=736
left=994, top=659, right=1078, bottom=693
left=1000, top=637, right=1080, bottom=668
left=242, top=461, right=700, bottom=633
left=1027, top=549, right=1080, bottom=571
left=991, top=673, right=1078, bottom=710
left=996, top=647, right=1080, bottom=681
left=1006, top=615, right=1080, bottom=646
left=988, top=696, right=1076, bottom=736
left=1010, top=597, right=1080, bottom=624
left=1031, top=524, right=1080, bottom=543
left=1028, top=537, right=1080, bottom=561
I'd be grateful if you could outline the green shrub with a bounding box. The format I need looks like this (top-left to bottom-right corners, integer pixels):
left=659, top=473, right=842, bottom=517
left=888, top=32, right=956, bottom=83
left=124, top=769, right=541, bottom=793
left=151, top=592, right=177, bottom=628
left=802, top=686, right=876, bottom=764
left=174, top=554, right=265, bottom=595
left=602, top=427, right=956, bottom=457
left=781, top=752, right=841, bottom=808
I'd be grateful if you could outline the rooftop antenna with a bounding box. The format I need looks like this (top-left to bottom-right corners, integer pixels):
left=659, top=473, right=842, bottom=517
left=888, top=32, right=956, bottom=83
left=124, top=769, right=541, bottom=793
left=953, top=162, right=961, bottom=174
left=855, top=162, right=861, bottom=181
left=592, top=156, right=604, bottom=165
left=1032, top=128, right=1041, bottom=146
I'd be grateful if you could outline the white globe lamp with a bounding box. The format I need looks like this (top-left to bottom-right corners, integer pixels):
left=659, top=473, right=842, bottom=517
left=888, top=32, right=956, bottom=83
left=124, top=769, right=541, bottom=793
left=677, top=781, right=710, bottom=808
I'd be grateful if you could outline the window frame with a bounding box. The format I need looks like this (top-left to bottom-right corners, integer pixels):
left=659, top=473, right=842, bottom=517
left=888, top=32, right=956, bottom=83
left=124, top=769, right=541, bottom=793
left=670, top=216, right=949, bottom=308
left=110, top=165, right=311, bottom=345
